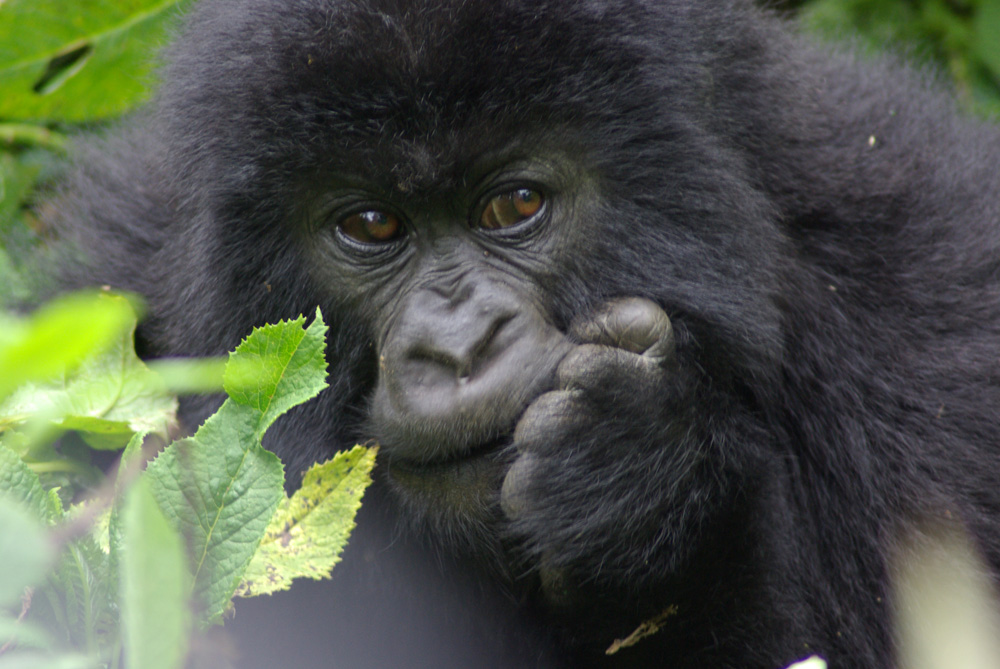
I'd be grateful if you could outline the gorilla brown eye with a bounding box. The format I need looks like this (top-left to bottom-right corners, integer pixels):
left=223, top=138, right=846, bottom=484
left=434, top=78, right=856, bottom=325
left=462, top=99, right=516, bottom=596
left=479, top=188, right=544, bottom=229
left=338, top=210, right=403, bottom=243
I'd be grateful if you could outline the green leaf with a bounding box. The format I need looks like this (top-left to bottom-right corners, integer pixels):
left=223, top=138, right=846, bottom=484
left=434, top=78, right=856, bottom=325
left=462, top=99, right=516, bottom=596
left=0, top=618, right=52, bottom=651
left=147, top=358, right=227, bottom=395
left=0, top=153, right=42, bottom=235
left=143, top=405, right=283, bottom=625
left=0, top=292, right=135, bottom=402
left=236, top=445, right=377, bottom=598
left=108, top=430, right=149, bottom=586
left=0, top=0, right=194, bottom=121
left=0, top=497, right=53, bottom=607
left=0, top=442, right=60, bottom=522
left=0, top=295, right=177, bottom=446
left=144, top=311, right=329, bottom=625
left=121, top=479, right=191, bottom=669
left=46, top=536, right=114, bottom=652
left=224, top=311, right=329, bottom=439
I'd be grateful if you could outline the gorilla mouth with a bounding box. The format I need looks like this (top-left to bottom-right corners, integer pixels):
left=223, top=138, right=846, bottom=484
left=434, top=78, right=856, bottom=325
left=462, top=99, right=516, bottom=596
left=389, top=435, right=509, bottom=474
left=386, top=436, right=512, bottom=513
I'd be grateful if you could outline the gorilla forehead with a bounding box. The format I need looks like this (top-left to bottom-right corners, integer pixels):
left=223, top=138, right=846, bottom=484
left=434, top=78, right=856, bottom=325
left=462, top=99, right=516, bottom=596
left=158, top=0, right=689, bottom=182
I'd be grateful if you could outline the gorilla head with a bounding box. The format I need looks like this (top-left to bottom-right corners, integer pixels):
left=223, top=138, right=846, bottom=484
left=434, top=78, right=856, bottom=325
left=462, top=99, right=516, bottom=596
left=53, top=0, right=1000, bottom=667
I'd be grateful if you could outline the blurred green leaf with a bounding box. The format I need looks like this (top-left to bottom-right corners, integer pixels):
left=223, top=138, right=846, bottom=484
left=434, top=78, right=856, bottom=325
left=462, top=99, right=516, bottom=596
left=786, top=657, right=828, bottom=669
left=974, top=0, right=1000, bottom=79
left=0, top=496, right=54, bottom=606
left=0, top=618, right=53, bottom=652
left=0, top=292, right=135, bottom=401
left=0, top=654, right=99, bottom=669
left=121, top=479, right=190, bottom=669
left=0, top=153, right=42, bottom=232
left=0, top=0, right=193, bottom=121
left=147, top=358, right=227, bottom=395
left=0, top=293, right=177, bottom=447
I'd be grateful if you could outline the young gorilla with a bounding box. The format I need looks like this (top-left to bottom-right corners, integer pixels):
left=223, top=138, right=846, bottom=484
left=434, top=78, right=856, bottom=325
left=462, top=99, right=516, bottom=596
left=53, top=0, right=1000, bottom=666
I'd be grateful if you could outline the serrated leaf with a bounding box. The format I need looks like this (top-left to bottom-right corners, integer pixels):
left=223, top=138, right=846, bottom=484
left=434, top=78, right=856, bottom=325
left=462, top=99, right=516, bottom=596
left=224, top=311, right=329, bottom=439
left=0, top=0, right=195, bottom=121
left=0, top=442, right=59, bottom=522
left=143, top=309, right=329, bottom=625
left=143, top=403, right=284, bottom=626
left=48, top=536, right=114, bottom=650
left=121, top=479, right=190, bottom=669
left=236, top=445, right=376, bottom=598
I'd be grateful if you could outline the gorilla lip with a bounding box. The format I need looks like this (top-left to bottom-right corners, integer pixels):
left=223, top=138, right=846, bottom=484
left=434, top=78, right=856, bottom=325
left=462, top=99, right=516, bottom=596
left=388, top=435, right=509, bottom=475
left=386, top=437, right=511, bottom=516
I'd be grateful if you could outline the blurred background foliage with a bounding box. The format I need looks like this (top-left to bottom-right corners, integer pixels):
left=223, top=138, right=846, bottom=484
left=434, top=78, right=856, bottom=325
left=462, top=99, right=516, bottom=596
left=773, top=0, right=1000, bottom=115
left=1, top=0, right=999, bottom=304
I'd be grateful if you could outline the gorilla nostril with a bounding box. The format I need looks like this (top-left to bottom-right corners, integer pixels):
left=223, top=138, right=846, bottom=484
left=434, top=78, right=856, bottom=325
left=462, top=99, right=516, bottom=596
left=467, top=312, right=514, bottom=371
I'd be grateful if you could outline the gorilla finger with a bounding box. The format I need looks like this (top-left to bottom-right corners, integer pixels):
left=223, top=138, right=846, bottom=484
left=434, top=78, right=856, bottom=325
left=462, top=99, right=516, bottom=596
left=556, top=344, right=654, bottom=393
left=571, top=297, right=675, bottom=365
left=513, top=390, right=580, bottom=451
left=500, top=451, right=539, bottom=519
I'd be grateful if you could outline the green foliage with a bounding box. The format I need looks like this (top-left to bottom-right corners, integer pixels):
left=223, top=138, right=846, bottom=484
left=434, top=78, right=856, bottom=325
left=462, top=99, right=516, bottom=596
left=142, top=314, right=330, bottom=625
left=0, top=0, right=188, bottom=300
left=0, top=296, right=176, bottom=451
left=0, top=291, right=137, bottom=401
left=0, top=0, right=193, bottom=122
left=0, top=302, right=376, bottom=668
left=792, top=0, right=1000, bottom=117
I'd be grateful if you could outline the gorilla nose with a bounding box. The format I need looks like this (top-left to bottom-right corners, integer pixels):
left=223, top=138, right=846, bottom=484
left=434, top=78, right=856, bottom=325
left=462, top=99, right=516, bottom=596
left=405, top=311, right=514, bottom=382
left=371, top=288, right=573, bottom=456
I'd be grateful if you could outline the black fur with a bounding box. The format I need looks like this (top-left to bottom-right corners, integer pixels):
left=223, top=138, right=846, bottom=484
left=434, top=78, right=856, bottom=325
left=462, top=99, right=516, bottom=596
left=52, top=0, right=1000, bottom=667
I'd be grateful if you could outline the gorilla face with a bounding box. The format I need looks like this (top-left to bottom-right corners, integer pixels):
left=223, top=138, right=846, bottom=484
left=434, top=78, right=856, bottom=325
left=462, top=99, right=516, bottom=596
left=305, top=153, right=585, bottom=529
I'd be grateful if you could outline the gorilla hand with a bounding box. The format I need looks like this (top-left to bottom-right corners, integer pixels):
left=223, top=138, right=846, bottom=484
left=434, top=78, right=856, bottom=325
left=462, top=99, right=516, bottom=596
left=501, top=297, right=683, bottom=607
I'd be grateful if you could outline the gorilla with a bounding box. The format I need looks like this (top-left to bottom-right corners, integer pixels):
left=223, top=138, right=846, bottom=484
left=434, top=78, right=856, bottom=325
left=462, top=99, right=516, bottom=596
left=50, top=0, right=1000, bottom=667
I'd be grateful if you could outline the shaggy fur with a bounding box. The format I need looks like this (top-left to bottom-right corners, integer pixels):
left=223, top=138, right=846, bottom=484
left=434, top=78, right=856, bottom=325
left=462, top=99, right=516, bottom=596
left=52, top=0, right=1000, bottom=667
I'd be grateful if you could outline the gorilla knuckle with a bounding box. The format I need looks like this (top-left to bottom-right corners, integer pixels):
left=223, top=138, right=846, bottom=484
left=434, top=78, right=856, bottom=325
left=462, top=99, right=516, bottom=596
left=556, top=343, right=659, bottom=394
left=513, top=389, right=581, bottom=449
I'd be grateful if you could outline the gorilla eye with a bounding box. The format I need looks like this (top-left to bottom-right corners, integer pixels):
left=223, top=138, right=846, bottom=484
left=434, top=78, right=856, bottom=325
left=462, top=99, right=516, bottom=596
left=479, top=188, right=544, bottom=230
left=338, top=210, right=403, bottom=244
